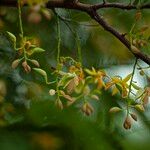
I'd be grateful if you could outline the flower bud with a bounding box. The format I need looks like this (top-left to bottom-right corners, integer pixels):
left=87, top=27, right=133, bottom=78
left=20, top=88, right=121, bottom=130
left=11, top=59, right=21, bottom=69
left=139, top=70, right=145, bottom=76
left=55, top=99, right=63, bottom=110
left=30, top=59, right=40, bottom=67
left=130, top=113, right=137, bottom=121
left=7, top=31, right=16, bottom=43
left=28, top=12, right=41, bottom=24
left=123, top=116, right=132, bottom=130
left=109, top=107, right=122, bottom=113
left=60, top=90, right=74, bottom=102
left=22, top=61, right=31, bottom=73
left=135, top=10, right=142, bottom=21
left=135, top=104, right=145, bottom=112
left=86, top=103, right=94, bottom=113
left=49, top=89, right=56, bottom=96
left=81, top=102, right=94, bottom=116
left=91, top=95, right=99, bottom=101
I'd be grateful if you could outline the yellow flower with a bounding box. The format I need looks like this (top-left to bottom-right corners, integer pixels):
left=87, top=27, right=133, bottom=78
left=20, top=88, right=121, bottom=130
left=85, top=67, right=106, bottom=89
left=105, top=74, right=132, bottom=98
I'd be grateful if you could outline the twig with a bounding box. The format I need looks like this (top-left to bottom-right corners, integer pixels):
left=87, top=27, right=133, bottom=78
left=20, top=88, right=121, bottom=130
left=0, top=0, right=150, bottom=65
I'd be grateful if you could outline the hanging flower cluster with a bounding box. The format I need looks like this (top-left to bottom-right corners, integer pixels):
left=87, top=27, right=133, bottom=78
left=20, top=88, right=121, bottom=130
left=7, top=0, right=150, bottom=130
left=8, top=32, right=45, bottom=73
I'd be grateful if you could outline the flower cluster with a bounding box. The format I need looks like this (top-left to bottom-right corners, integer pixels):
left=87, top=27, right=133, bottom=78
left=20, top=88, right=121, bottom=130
left=46, top=57, right=150, bottom=129
left=7, top=32, right=45, bottom=73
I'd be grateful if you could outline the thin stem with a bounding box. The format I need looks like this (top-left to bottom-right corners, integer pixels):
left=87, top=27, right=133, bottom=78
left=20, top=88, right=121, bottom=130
left=75, top=33, right=82, bottom=65
left=126, top=58, right=138, bottom=115
left=18, top=0, right=27, bottom=60
left=53, top=10, right=82, bottom=64
left=56, top=15, right=61, bottom=67
left=128, top=58, right=138, bottom=98
left=18, top=0, right=23, bottom=38
left=129, top=19, right=137, bottom=46
left=56, top=14, right=61, bottom=98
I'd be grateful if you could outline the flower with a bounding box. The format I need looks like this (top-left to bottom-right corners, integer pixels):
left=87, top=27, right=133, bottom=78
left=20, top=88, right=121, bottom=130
left=85, top=67, right=106, bottom=89
left=105, top=74, right=132, bottom=98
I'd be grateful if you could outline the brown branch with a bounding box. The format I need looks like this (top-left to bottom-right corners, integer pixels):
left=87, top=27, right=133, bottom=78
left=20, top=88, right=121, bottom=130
left=93, top=2, right=150, bottom=10
left=0, top=0, right=150, bottom=65
left=1, top=1, right=149, bottom=10
left=88, top=10, right=150, bottom=65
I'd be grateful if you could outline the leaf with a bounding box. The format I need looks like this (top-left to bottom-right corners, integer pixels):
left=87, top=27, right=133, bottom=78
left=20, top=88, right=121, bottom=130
left=131, top=83, right=141, bottom=90
left=112, top=87, right=119, bottom=96
left=115, top=83, right=123, bottom=95
left=33, top=68, right=50, bottom=84
left=84, top=68, right=96, bottom=76
left=123, top=73, right=132, bottom=83
left=135, top=89, right=145, bottom=100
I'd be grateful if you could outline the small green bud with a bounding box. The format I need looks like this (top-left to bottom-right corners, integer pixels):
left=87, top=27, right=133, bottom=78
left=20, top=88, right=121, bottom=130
left=29, top=59, right=40, bottom=67
left=109, top=107, right=122, bottom=113
left=139, top=70, right=145, bottom=76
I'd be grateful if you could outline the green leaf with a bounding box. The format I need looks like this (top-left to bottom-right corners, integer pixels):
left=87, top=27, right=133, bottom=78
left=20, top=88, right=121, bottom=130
left=115, top=83, right=123, bottom=94
left=132, top=83, right=141, bottom=90
left=135, top=89, right=145, bottom=100
left=123, top=73, right=132, bottom=83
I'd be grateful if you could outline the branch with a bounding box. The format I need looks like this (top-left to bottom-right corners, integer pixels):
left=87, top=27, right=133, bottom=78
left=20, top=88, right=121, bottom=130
left=1, top=1, right=150, bottom=10
left=88, top=10, right=150, bottom=65
left=0, top=0, right=150, bottom=65
left=52, top=9, right=99, bottom=27
left=93, top=2, right=150, bottom=10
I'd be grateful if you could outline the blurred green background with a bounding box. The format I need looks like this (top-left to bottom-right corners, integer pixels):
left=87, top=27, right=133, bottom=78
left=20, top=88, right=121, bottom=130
left=0, top=0, right=150, bottom=150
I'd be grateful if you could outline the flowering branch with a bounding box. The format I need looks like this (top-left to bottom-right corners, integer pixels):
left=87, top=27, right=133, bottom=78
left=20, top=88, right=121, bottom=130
left=0, top=0, right=150, bottom=65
